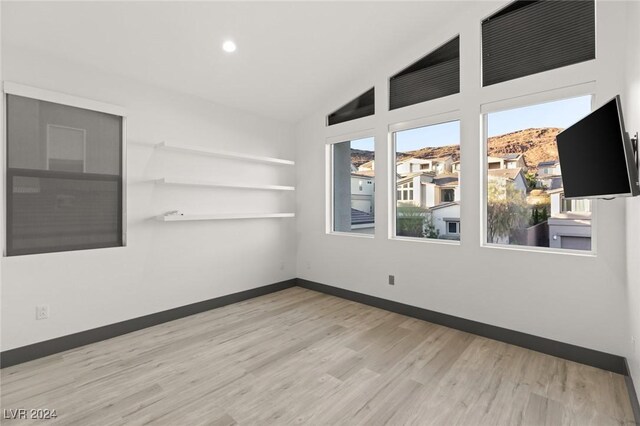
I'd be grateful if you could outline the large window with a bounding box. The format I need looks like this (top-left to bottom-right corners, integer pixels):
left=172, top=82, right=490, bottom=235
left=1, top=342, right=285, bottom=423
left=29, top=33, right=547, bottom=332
left=484, top=95, right=593, bottom=251
left=330, top=137, right=375, bottom=235
left=6, top=93, right=124, bottom=256
left=392, top=120, right=461, bottom=241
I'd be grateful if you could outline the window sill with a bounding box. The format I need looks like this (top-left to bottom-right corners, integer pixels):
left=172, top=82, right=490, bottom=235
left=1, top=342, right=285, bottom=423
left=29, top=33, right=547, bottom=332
left=481, top=242, right=596, bottom=257
left=389, top=236, right=461, bottom=246
left=327, top=231, right=375, bottom=239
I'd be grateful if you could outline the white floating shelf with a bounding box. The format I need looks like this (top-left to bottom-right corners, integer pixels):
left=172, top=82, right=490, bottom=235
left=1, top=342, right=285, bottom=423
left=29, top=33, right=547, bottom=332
left=155, top=178, right=295, bottom=191
left=156, top=213, right=295, bottom=222
left=156, top=142, right=295, bottom=166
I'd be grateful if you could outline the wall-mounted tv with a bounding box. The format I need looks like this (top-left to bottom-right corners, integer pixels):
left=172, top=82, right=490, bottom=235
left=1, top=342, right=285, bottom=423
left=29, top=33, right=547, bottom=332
left=556, top=95, right=639, bottom=199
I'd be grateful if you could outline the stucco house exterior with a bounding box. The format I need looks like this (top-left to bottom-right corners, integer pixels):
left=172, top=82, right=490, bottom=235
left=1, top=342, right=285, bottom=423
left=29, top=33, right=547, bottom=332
left=547, top=188, right=592, bottom=250
left=428, top=202, right=460, bottom=240
left=350, top=172, right=375, bottom=216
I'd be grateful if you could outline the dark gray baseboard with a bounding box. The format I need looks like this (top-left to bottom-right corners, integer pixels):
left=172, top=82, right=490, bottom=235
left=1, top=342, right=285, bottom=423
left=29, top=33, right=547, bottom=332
left=0, top=279, right=297, bottom=368
left=297, top=278, right=628, bottom=375
left=625, top=360, right=640, bottom=425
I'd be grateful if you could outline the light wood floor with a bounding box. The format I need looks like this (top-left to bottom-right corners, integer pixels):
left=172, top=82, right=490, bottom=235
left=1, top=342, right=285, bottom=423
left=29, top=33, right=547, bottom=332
left=1, top=287, right=635, bottom=425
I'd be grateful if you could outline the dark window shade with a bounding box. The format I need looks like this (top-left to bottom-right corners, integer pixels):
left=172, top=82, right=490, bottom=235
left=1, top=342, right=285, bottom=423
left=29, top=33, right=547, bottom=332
left=390, top=36, right=460, bottom=110
left=327, top=88, right=374, bottom=126
left=6, top=94, right=123, bottom=256
left=482, top=0, right=595, bottom=87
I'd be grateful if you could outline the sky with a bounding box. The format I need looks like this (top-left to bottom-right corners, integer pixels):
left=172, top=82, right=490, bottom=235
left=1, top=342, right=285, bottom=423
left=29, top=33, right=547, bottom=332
left=351, top=137, right=375, bottom=151
left=351, top=95, right=593, bottom=152
left=396, top=120, right=460, bottom=151
left=487, top=95, right=592, bottom=138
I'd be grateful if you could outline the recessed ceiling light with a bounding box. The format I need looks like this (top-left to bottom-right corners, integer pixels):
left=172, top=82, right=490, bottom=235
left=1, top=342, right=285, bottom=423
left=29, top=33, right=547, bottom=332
left=222, top=40, right=237, bottom=53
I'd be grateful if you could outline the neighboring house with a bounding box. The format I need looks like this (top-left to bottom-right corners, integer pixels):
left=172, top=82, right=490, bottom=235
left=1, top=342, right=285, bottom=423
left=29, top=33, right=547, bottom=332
left=538, top=160, right=561, bottom=175
left=351, top=208, right=375, bottom=229
left=452, top=161, right=461, bottom=173
left=428, top=202, right=460, bottom=240
left=396, top=171, right=435, bottom=207
left=548, top=188, right=591, bottom=215
left=487, top=154, right=526, bottom=170
left=396, top=156, right=453, bottom=175
left=487, top=167, right=528, bottom=194
left=534, top=161, right=562, bottom=188
left=536, top=173, right=563, bottom=190
left=396, top=171, right=460, bottom=209
left=396, top=158, right=430, bottom=174
left=547, top=188, right=592, bottom=250
left=358, top=160, right=374, bottom=171
left=501, top=154, right=526, bottom=169
left=430, top=173, right=461, bottom=205
left=351, top=173, right=375, bottom=216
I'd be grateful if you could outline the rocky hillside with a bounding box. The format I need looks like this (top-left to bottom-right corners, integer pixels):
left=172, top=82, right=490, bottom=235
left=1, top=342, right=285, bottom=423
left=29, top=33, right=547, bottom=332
left=351, top=128, right=562, bottom=170
left=350, top=149, right=376, bottom=168
left=486, top=127, right=562, bottom=169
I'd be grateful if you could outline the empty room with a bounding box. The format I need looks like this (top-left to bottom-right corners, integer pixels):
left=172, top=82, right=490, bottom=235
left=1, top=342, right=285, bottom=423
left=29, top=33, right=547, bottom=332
left=1, top=0, right=640, bottom=424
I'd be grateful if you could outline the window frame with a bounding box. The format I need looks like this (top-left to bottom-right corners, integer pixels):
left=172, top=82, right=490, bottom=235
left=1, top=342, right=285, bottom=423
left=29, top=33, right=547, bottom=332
left=479, top=83, right=597, bottom=256
left=325, top=129, right=375, bottom=239
left=446, top=220, right=460, bottom=235
left=2, top=81, right=128, bottom=257
left=388, top=111, right=461, bottom=245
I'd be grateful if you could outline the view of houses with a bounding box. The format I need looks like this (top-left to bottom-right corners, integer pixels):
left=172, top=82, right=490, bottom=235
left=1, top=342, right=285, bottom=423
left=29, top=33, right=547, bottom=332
left=346, top=126, right=592, bottom=250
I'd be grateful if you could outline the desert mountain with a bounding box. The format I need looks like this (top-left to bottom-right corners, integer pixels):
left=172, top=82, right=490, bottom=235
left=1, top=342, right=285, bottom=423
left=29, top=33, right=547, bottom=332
left=351, top=128, right=563, bottom=170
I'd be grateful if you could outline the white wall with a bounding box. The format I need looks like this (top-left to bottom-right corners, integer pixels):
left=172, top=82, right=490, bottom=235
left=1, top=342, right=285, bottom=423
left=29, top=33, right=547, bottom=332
left=625, top=0, right=640, bottom=405
left=296, top=1, right=631, bottom=355
left=0, top=44, right=296, bottom=351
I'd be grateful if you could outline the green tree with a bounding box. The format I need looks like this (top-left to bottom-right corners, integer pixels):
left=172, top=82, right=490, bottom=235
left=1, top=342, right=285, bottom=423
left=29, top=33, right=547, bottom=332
left=424, top=212, right=439, bottom=239
left=396, top=204, right=427, bottom=238
left=487, top=179, right=529, bottom=244
left=540, top=205, right=549, bottom=222
left=531, top=208, right=539, bottom=226
left=525, top=171, right=537, bottom=190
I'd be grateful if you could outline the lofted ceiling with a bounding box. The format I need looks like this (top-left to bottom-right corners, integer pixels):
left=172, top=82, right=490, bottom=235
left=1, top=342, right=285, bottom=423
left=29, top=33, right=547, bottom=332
left=2, top=1, right=482, bottom=123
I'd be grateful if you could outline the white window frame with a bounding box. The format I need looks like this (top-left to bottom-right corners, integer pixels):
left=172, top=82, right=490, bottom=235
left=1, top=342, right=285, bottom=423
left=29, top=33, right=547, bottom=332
left=480, top=82, right=597, bottom=256
left=325, top=129, right=375, bottom=238
left=2, top=81, right=128, bottom=256
left=388, top=111, right=461, bottom=245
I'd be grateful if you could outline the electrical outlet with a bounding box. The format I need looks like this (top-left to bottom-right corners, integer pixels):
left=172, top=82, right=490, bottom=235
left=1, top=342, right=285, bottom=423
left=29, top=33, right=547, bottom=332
left=36, top=305, right=49, bottom=320
left=388, top=275, right=395, bottom=285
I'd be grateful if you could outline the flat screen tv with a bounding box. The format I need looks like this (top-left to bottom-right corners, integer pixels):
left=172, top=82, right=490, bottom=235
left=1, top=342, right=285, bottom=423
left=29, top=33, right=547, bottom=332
left=556, top=95, right=639, bottom=199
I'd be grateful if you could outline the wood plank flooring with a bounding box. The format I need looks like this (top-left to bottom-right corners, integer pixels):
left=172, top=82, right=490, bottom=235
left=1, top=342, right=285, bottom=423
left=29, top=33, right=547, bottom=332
left=0, top=287, right=635, bottom=425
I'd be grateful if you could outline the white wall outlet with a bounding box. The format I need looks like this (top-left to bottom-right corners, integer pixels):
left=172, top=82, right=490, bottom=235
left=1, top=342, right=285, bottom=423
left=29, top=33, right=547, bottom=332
left=36, top=305, right=49, bottom=320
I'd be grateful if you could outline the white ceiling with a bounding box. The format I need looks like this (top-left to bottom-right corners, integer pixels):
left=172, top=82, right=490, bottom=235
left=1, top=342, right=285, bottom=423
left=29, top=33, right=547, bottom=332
left=2, top=1, right=476, bottom=123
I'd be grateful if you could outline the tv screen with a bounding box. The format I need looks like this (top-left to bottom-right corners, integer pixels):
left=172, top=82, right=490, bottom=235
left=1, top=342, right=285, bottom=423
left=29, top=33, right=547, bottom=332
left=556, top=95, right=639, bottom=199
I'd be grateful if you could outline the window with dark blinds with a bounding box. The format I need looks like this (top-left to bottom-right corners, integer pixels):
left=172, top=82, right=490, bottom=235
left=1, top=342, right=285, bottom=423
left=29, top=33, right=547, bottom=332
left=389, top=36, right=460, bottom=111
left=6, top=94, right=124, bottom=256
left=327, top=88, right=374, bottom=126
left=482, top=0, right=595, bottom=87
